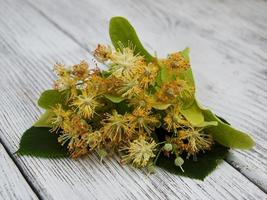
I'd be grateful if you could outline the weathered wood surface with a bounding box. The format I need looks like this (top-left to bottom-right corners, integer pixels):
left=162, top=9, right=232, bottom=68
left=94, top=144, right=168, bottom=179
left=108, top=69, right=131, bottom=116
left=0, top=0, right=266, bottom=199
left=27, top=0, right=267, bottom=191
left=0, top=144, right=38, bottom=200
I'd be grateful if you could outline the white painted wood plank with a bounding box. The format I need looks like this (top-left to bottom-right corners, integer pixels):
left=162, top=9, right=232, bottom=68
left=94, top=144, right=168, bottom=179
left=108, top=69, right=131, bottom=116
left=0, top=0, right=266, bottom=199
left=0, top=144, right=38, bottom=200
left=26, top=0, right=267, bottom=191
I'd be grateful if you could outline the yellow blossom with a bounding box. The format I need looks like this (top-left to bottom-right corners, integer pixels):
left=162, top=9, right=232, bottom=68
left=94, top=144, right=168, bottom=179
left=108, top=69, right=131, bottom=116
left=164, top=105, right=190, bottom=133
left=171, top=128, right=213, bottom=158
left=102, top=76, right=122, bottom=92
left=58, top=116, right=89, bottom=158
left=110, top=47, right=146, bottom=80
left=53, top=63, right=77, bottom=100
left=72, top=90, right=100, bottom=119
left=121, top=136, right=157, bottom=168
left=54, top=63, right=70, bottom=77
left=156, top=80, right=194, bottom=103
left=128, top=93, right=156, bottom=110
left=138, top=63, right=159, bottom=89
left=70, top=146, right=88, bottom=159
left=101, top=110, right=133, bottom=144
left=181, top=129, right=213, bottom=157
left=83, top=130, right=102, bottom=150
left=127, top=108, right=160, bottom=134
left=85, top=71, right=106, bottom=93
left=117, top=79, right=143, bottom=98
left=162, top=51, right=190, bottom=73
left=93, top=44, right=112, bottom=62
left=51, top=104, right=72, bottom=132
left=72, top=60, right=89, bottom=80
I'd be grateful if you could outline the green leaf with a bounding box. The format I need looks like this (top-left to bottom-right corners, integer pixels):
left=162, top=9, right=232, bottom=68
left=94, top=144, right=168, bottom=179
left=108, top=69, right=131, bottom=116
left=202, top=109, right=255, bottom=149
left=181, top=100, right=204, bottom=126
left=179, top=68, right=195, bottom=88
left=104, top=94, right=125, bottom=103
left=155, top=62, right=172, bottom=87
left=177, top=48, right=195, bottom=107
left=34, top=110, right=54, bottom=128
left=156, top=142, right=229, bottom=180
left=114, top=101, right=132, bottom=115
left=17, top=127, right=69, bottom=158
left=152, top=103, right=171, bottom=110
left=109, top=16, right=154, bottom=63
left=216, top=116, right=230, bottom=125
left=38, top=90, right=66, bottom=109
left=101, top=70, right=112, bottom=78
left=195, top=121, right=218, bottom=128
left=178, top=48, right=194, bottom=88
left=180, top=47, right=190, bottom=61
left=160, top=65, right=170, bottom=83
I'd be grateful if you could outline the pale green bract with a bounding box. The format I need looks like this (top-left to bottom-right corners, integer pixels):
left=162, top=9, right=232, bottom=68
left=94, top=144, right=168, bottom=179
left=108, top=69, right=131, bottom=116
left=34, top=110, right=54, bottom=128
left=180, top=100, right=205, bottom=126
left=152, top=103, right=172, bottom=110
left=109, top=16, right=254, bottom=149
left=104, top=94, right=125, bottom=103
left=202, top=109, right=254, bottom=149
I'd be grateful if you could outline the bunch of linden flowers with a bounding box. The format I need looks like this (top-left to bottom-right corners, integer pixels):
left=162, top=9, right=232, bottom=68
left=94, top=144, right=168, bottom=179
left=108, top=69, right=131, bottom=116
left=49, top=43, right=213, bottom=173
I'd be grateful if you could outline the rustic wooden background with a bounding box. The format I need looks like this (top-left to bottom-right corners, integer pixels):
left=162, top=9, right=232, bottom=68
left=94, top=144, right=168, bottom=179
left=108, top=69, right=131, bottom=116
left=0, top=0, right=266, bottom=199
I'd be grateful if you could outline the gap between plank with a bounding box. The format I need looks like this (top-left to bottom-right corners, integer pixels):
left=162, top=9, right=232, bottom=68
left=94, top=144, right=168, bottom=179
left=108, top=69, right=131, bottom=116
left=0, top=135, right=43, bottom=200
left=21, top=0, right=267, bottom=194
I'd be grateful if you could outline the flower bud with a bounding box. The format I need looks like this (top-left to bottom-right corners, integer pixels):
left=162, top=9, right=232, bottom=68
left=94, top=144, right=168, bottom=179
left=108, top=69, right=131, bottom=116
left=174, top=157, right=184, bottom=172
left=163, top=143, right=173, bottom=152
left=147, top=164, right=156, bottom=174
left=97, top=149, right=108, bottom=162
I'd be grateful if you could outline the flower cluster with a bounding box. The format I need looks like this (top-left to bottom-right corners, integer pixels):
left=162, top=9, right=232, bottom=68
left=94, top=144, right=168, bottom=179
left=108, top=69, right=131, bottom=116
left=49, top=44, right=213, bottom=171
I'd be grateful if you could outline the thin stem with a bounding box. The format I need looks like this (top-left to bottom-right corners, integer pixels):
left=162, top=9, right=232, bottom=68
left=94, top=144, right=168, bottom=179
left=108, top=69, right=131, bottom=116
left=156, top=141, right=166, bottom=146
left=153, top=147, right=163, bottom=165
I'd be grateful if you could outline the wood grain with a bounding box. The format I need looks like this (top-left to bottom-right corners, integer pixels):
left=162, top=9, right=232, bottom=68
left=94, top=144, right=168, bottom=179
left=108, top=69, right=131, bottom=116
left=0, top=0, right=266, bottom=199
left=26, top=0, right=267, bottom=191
left=0, top=144, right=38, bottom=200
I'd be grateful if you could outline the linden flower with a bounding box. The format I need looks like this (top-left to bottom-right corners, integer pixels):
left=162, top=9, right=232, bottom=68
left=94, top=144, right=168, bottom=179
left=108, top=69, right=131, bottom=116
left=93, top=44, right=112, bottom=62
left=60, top=116, right=89, bottom=139
left=58, top=131, right=79, bottom=148
left=121, top=136, right=157, bottom=168
left=51, top=104, right=72, bottom=132
left=156, top=80, right=194, bottom=103
left=54, top=63, right=74, bottom=89
left=72, top=90, right=100, bottom=119
left=178, top=128, right=213, bottom=158
left=127, top=108, right=160, bottom=134
left=166, top=136, right=186, bottom=156
left=129, top=93, right=156, bottom=110
left=110, top=47, right=145, bottom=80
left=101, top=110, right=132, bottom=144
left=164, top=106, right=190, bottom=133
left=70, top=146, right=89, bottom=159
left=54, top=63, right=70, bottom=78
left=138, top=63, right=159, bottom=89
left=59, top=116, right=89, bottom=158
left=102, top=76, right=122, bottom=92
left=53, top=63, right=77, bottom=100
left=72, top=60, right=89, bottom=80
left=117, top=79, right=142, bottom=98
left=162, top=51, right=190, bottom=72
left=83, top=130, right=102, bottom=150
left=85, top=71, right=105, bottom=93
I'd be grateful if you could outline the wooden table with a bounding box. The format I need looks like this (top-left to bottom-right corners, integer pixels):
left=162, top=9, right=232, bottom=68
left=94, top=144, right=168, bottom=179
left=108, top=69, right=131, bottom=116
left=0, top=0, right=266, bottom=199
